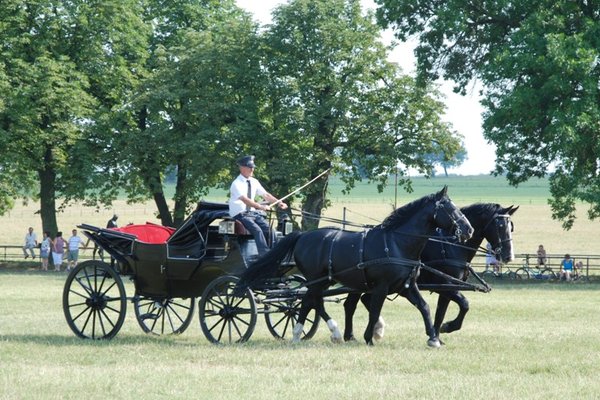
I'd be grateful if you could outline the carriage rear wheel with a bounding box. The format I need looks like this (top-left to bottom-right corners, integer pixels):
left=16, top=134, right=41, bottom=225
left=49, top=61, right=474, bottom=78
left=62, top=260, right=127, bottom=340
left=264, top=275, right=320, bottom=341
left=134, top=296, right=195, bottom=335
left=198, top=275, right=257, bottom=344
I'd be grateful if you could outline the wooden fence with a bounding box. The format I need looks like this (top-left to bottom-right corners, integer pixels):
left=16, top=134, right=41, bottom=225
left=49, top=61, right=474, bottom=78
left=2, top=243, right=599, bottom=278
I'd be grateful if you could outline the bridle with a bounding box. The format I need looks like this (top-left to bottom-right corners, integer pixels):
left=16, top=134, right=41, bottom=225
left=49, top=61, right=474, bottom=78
left=482, top=213, right=514, bottom=259
left=433, top=197, right=471, bottom=241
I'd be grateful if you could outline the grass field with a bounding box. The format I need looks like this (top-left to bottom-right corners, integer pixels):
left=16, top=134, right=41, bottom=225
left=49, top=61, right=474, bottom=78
left=1, top=271, right=598, bottom=399
left=1, top=174, right=598, bottom=259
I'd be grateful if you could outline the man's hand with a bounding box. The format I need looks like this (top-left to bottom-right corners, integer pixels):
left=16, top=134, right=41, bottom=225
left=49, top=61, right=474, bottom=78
left=264, top=202, right=287, bottom=211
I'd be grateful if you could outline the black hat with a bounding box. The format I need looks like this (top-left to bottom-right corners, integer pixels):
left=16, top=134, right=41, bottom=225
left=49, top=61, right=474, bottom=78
left=237, top=155, right=256, bottom=168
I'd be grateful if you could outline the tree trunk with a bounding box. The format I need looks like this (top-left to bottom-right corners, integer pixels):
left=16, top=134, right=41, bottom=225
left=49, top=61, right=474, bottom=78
left=301, top=167, right=330, bottom=230
left=143, top=167, right=172, bottom=227
left=301, top=116, right=334, bottom=230
left=152, top=185, right=173, bottom=227
left=38, top=146, right=58, bottom=236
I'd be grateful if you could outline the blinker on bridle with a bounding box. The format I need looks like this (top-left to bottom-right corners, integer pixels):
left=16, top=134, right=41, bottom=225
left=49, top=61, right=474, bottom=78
left=434, top=198, right=469, bottom=240
left=484, top=213, right=513, bottom=257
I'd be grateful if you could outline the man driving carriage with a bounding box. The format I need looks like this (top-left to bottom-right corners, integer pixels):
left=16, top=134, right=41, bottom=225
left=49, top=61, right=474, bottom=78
left=229, top=155, right=288, bottom=255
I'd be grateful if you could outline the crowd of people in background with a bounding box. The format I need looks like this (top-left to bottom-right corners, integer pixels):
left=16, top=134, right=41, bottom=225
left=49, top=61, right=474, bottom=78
left=484, top=241, right=583, bottom=281
left=21, top=215, right=120, bottom=272
left=538, top=244, right=583, bottom=281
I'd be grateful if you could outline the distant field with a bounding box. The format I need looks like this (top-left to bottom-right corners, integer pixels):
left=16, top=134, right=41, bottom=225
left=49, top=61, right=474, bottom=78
left=1, top=174, right=598, bottom=259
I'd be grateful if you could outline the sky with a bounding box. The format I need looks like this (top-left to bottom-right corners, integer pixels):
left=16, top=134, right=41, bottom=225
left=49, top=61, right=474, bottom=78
left=235, top=0, right=496, bottom=175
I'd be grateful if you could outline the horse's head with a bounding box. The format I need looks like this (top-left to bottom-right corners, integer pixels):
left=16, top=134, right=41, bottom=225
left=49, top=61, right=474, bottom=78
left=483, top=205, right=518, bottom=263
left=433, top=186, right=474, bottom=242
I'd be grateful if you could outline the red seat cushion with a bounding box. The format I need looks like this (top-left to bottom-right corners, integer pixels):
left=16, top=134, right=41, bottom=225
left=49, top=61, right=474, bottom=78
left=112, top=223, right=176, bottom=244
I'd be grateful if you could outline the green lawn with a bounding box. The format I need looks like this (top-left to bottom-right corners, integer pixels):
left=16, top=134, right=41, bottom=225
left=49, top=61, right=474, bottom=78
left=1, top=271, right=598, bottom=400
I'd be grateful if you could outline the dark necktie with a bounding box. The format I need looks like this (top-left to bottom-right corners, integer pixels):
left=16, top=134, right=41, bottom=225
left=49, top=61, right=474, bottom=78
left=246, top=180, right=251, bottom=211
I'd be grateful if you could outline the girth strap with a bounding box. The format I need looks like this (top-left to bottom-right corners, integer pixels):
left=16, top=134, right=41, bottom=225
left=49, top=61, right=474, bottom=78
left=327, top=230, right=343, bottom=281
left=357, top=257, right=421, bottom=270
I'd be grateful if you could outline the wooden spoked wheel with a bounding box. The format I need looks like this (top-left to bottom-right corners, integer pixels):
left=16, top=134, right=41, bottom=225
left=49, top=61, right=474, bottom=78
left=264, top=275, right=320, bottom=340
left=134, top=296, right=195, bottom=335
left=198, top=275, right=257, bottom=344
left=63, top=260, right=127, bottom=340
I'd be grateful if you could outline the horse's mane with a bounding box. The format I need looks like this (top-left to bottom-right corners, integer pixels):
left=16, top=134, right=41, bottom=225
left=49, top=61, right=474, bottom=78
left=380, top=192, right=437, bottom=230
left=460, top=203, right=502, bottom=228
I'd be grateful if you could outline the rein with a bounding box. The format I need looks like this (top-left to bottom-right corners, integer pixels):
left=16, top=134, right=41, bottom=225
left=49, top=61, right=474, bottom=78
left=419, top=263, right=491, bottom=293
left=288, top=207, right=372, bottom=229
left=427, top=212, right=515, bottom=258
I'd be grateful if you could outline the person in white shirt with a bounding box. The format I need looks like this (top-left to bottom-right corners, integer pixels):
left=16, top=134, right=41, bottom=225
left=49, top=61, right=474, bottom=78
left=67, top=229, right=83, bottom=271
left=40, top=231, right=51, bottom=271
left=486, top=242, right=499, bottom=273
left=229, top=155, right=288, bottom=256
left=22, top=227, right=38, bottom=259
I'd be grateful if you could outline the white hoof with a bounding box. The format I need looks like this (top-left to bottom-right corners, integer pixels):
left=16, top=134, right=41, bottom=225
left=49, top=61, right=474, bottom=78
left=373, top=316, right=385, bottom=341
left=327, top=319, right=343, bottom=343
left=292, top=323, right=304, bottom=343
left=427, top=338, right=441, bottom=348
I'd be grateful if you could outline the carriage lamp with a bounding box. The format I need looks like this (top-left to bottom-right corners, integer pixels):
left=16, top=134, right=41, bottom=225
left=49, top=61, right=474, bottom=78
left=278, top=215, right=294, bottom=235
left=218, top=220, right=236, bottom=235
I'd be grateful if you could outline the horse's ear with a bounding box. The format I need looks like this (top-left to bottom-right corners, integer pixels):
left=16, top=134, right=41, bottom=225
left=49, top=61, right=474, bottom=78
left=439, top=185, right=448, bottom=197
left=508, top=205, right=519, bottom=215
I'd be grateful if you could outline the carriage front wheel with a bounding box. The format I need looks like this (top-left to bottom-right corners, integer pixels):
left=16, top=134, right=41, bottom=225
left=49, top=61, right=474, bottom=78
left=134, top=296, right=195, bottom=336
left=264, top=275, right=320, bottom=341
left=198, top=275, right=257, bottom=344
left=62, top=260, right=127, bottom=339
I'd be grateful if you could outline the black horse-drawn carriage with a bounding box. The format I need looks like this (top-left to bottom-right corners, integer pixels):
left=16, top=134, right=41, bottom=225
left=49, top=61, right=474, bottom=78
left=63, top=189, right=515, bottom=347
left=63, top=201, right=321, bottom=342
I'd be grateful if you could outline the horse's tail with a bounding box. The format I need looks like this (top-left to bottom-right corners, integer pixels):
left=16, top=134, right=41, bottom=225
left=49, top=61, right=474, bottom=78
left=237, top=231, right=303, bottom=290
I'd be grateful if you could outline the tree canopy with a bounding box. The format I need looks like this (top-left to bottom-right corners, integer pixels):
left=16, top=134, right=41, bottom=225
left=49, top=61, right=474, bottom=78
left=264, top=0, right=463, bottom=227
left=1, top=0, right=466, bottom=232
left=375, top=0, right=600, bottom=228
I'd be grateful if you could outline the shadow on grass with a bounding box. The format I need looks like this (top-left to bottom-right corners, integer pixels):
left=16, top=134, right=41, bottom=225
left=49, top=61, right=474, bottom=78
left=0, top=333, right=207, bottom=347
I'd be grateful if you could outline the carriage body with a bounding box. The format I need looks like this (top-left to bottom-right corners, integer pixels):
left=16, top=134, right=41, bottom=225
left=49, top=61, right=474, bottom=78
left=63, top=201, right=301, bottom=341
left=80, top=201, right=266, bottom=298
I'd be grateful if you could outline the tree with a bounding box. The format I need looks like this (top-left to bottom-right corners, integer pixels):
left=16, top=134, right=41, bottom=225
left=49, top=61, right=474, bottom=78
left=115, top=0, right=264, bottom=226
left=420, top=146, right=467, bottom=177
left=263, top=0, right=464, bottom=228
left=0, top=0, right=148, bottom=234
left=375, top=0, right=600, bottom=228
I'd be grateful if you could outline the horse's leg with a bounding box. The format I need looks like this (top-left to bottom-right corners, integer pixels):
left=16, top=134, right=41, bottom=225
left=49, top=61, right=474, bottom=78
left=439, top=291, right=469, bottom=334
left=345, top=293, right=385, bottom=341
left=363, top=293, right=386, bottom=341
left=343, top=293, right=361, bottom=341
left=292, top=287, right=319, bottom=343
left=293, top=284, right=342, bottom=343
left=318, top=294, right=343, bottom=343
left=432, top=294, right=450, bottom=345
left=363, top=285, right=387, bottom=346
left=404, top=286, right=440, bottom=348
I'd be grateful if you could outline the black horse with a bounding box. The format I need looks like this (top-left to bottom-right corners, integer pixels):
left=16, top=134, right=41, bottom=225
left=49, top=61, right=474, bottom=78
left=237, top=186, right=474, bottom=347
left=342, top=203, right=518, bottom=343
